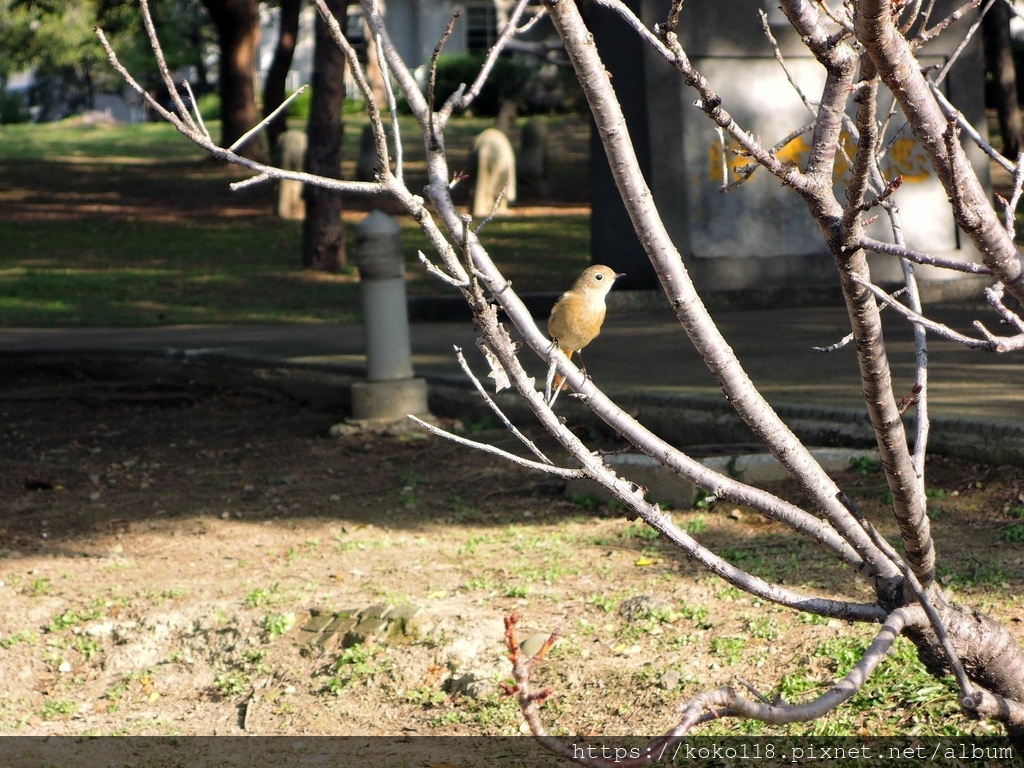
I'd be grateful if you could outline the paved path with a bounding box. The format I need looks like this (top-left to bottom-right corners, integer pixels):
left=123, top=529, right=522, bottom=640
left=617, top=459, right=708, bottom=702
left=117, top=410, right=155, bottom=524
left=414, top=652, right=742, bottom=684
left=3, top=302, right=1024, bottom=463
left=2, top=304, right=1022, bottom=422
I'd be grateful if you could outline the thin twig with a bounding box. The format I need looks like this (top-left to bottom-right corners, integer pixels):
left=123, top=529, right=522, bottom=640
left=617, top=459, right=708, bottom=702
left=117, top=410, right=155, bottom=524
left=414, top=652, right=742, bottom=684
left=96, top=27, right=181, bottom=128
left=230, top=173, right=271, bottom=191
left=929, top=81, right=1014, bottom=173
left=473, top=182, right=511, bottom=234
left=853, top=275, right=1024, bottom=350
left=916, top=0, right=986, bottom=49
left=409, top=416, right=584, bottom=478
left=891, top=213, right=930, bottom=475
left=998, top=152, right=1024, bottom=239
left=450, top=0, right=533, bottom=116
left=516, top=6, right=549, bottom=35
left=138, top=0, right=193, bottom=130
left=880, top=0, right=991, bottom=162
left=181, top=80, right=211, bottom=141
left=452, top=346, right=556, bottom=466
left=508, top=607, right=913, bottom=765
left=417, top=250, right=469, bottom=288
left=228, top=85, right=309, bottom=153
left=428, top=11, right=460, bottom=141
left=985, top=282, right=1024, bottom=334
left=859, top=237, right=991, bottom=274
left=815, top=0, right=854, bottom=31
left=366, top=0, right=403, bottom=181
left=593, top=0, right=808, bottom=193
left=812, top=288, right=908, bottom=352
left=316, top=0, right=393, bottom=182
left=101, top=12, right=388, bottom=197
left=759, top=9, right=816, bottom=117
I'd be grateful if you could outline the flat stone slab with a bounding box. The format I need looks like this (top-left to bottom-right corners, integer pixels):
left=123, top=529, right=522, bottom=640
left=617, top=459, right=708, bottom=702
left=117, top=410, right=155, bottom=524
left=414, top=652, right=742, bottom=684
left=566, top=447, right=881, bottom=508
left=295, top=604, right=430, bottom=653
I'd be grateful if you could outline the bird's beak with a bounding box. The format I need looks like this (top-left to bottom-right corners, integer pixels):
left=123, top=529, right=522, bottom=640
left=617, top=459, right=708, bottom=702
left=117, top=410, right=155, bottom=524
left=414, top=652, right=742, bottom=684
left=615, top=272, right=626, bottom=280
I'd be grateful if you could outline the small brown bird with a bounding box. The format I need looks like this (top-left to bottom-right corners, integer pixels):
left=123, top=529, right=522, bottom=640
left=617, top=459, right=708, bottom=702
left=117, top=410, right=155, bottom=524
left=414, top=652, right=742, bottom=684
left=547, top=264, right=624, bottom=393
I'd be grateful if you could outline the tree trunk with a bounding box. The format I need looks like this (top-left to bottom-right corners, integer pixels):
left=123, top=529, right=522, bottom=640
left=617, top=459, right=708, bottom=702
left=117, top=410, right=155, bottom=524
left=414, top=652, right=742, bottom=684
left=363, top=18, right=388, bottom=110
left=982, top=1, right=1024, bottom=159
left=263, top=0, right=302, bottom=150
left=302, top=0, right=348, bottom=271
left=201, top=0, right=266, bottom=162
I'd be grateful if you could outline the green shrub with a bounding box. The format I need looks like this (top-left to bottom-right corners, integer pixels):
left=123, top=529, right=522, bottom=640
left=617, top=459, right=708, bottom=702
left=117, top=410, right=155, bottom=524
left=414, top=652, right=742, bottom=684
left=418, top=54, right=535, bottom=116
left=196, top=92, right=220, bottom=121
left=286, top=88, right=311, bottom=120
left=0, top=89, right=29, bottom=124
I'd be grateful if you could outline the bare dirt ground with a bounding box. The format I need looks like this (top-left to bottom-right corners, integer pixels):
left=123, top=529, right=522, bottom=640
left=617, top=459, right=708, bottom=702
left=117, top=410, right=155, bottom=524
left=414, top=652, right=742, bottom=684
left=2, top=361, right=1024, bottom=739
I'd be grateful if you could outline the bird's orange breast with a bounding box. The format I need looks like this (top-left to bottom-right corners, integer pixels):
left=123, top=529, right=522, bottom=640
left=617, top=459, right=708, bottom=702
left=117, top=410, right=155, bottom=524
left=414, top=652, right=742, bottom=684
left=548, top=292, right=607, bottom=353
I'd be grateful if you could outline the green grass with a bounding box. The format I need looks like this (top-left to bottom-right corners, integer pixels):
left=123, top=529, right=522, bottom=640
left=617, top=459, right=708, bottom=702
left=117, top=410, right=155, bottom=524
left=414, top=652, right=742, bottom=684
left=699, top=634, right=970, bottom=738
left=0, top=120, right=200, bottom=162
left=0, top=115, right=590, bottom=327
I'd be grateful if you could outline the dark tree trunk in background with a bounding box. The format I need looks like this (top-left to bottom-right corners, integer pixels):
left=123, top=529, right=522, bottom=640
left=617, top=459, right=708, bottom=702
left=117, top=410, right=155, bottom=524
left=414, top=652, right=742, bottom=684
left=982, top=0, right=1024, bottom=159
left=302, top=0, right=348, bottom=271
left=263, top=0, right=302, bottom=150
left=201, top=0, right=267, bottom=162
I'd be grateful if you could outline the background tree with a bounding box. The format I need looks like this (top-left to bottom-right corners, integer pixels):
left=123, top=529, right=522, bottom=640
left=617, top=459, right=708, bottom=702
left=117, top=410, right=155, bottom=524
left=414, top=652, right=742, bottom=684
left=199, top=0, right=266, bottom=161
left=300, top=0, right=348, bottom=271
left=101, top=0, right=1024, bottom=751
left=1, top=0, right=209, bottom=121
left=982, top=0, right=1024, bottom=157
left=0, top=0, right=39, bottom=120
left=5, top=0, right=108, bottom=118
left=262, top=0, right=303, bottom=149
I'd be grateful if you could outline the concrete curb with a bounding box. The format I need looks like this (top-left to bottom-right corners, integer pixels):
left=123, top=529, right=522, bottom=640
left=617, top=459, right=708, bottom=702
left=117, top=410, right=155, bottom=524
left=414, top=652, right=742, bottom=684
left=6, top=348, right=1024, bottom=466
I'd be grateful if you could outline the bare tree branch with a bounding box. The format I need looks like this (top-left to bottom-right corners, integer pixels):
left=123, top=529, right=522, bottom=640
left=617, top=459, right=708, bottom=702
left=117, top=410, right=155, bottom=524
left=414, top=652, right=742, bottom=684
left=409, top=416, right=583, bottom=477
left=858, top=0, right=1024, bottom=304
left=505, top=607, right=918, bottom=765
left=859, top=237, right=993, bottom=273
left=547, top=0, right=897, bottom=580
left=449, top=0, right=533, bottom=115
left=593, top=0, right=811, bottom=192
left=857, top=275, right=1024, bottom=351
left=451, top=345, right=557, bottom=466
left=229, top=85, right=308, bottom=153
left=104, top=0, right=1024, bottom=744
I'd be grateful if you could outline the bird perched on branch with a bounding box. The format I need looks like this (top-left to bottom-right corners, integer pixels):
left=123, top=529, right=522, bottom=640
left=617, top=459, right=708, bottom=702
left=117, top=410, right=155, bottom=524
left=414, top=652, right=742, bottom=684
left=547, top=264, right=624, bottom=395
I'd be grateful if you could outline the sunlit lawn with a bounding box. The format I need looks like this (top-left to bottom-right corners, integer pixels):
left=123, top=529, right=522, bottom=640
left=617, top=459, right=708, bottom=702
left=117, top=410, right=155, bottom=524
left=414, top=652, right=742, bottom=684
left=0, top=115, right=590, bottom=327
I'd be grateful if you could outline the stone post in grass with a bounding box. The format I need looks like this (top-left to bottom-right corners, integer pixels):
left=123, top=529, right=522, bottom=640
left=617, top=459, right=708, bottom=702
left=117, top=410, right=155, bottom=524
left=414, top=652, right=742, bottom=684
left=341, top=210, right=430, bottom=430
left=275, top=129, right=307, bottom=220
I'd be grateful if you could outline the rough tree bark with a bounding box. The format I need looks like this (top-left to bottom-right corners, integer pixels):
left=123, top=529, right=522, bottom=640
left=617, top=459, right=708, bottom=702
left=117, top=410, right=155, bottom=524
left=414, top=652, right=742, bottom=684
left=263, top=0, right=303, bottom=150
left=301, top=0, right=348, bottom=271
left=200, top=0, right=266, bottom=162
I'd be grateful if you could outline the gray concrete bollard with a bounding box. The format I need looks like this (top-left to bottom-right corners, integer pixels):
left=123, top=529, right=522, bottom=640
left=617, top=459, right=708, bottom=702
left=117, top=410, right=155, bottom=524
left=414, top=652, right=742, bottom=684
left=348, top=210, right=429, bottom=425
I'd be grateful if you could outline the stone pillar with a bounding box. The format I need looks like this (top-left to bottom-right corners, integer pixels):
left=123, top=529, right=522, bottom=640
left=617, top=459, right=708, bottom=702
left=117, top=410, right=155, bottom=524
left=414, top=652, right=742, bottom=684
left=275, top=129, right=307, bottom=220
left=588, top=0, right=990, bottom=299
left=348, top=210, right=429, bottom=425
left=471, top=128, right=517, bottom=219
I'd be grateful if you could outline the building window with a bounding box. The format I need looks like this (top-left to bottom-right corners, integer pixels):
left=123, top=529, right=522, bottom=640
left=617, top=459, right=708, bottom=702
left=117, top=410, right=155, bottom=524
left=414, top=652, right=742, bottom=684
left=465, top=4, right=497, bottom=54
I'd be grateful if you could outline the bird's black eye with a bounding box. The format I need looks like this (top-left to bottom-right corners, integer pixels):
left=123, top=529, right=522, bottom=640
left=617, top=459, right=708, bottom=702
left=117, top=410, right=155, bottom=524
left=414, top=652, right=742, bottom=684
left=594, top=273, right=604, bottom=281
